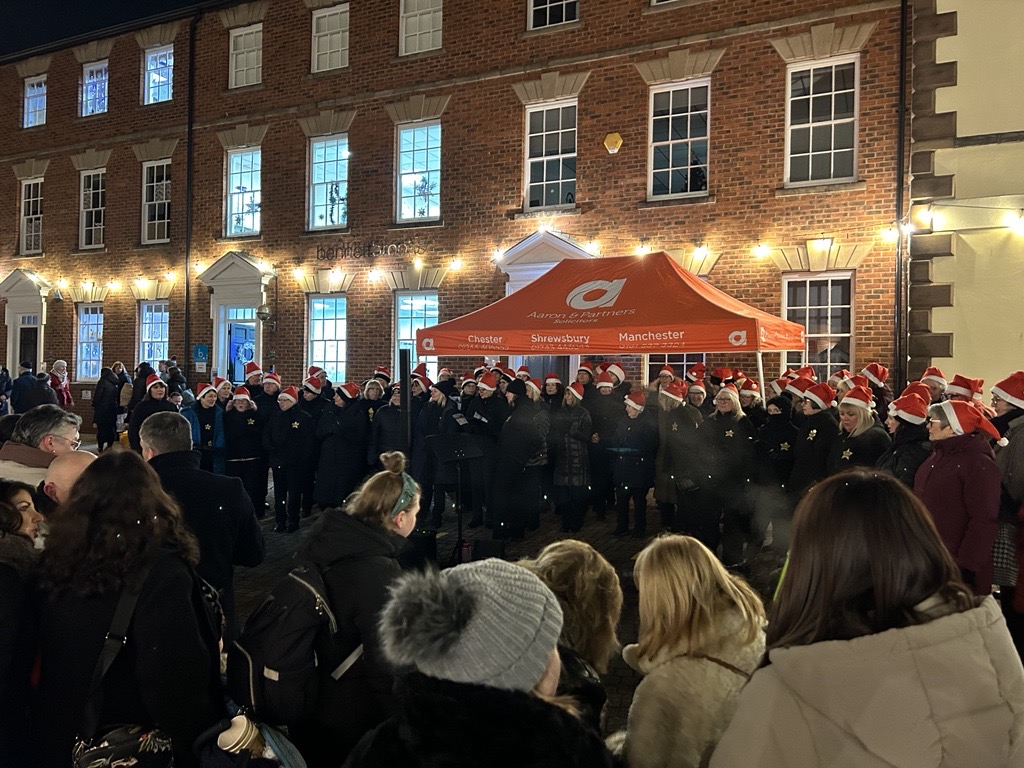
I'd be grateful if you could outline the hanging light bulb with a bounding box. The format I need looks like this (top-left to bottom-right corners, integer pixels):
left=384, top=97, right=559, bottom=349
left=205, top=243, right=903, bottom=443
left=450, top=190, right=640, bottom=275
left=753, top=244, right=771, bottom=259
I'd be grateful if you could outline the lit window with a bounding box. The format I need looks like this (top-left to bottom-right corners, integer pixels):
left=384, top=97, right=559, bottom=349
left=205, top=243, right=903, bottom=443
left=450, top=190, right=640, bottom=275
left=310, top=136, right=349, bottom=229
left=311, top=5, right=349, bottom=72
left=144, top=45, right=174, bottom=104
left=80, top=169, right=106, bottom=249
left=142, top=160, right=171, bottom=243
left=139, top=301, right=170, bottom=364
left=525, top=100, right=576, bottom=210
left=786, top=55, right=858, bottom=185
left=77, top=303, right=104, bottom=381
left=649, top=80, right=709, bottom=199
left=226, top=148, right=261, bottom=236
left=400, top=0, right=442, bottom=56
left=397, top=122, right=441, bottom=222
left=395, top=291, right=438, bottom=378
left=308, top=295, right=347, bottom=383
left=645, top=353, right=706, bottom=383
left=784, top=273, right=853, bottom=381
left=23, top=75, right=46, bottom=127
left=229, top=23, right=262, bottom=88
left=20, top=179, right=43, bottom=255
left=529, top=0, right=577, bottom=29
left=81, top=60, right=108, bottom=116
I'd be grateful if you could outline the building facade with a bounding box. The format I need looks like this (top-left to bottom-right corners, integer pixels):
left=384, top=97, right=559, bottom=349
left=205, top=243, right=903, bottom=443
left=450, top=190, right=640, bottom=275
left=0, top=0, right=906, bottom=422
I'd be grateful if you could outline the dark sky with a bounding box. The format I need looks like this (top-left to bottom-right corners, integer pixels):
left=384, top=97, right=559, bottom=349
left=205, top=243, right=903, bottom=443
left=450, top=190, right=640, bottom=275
left=0, top=0, right=203, bottom=58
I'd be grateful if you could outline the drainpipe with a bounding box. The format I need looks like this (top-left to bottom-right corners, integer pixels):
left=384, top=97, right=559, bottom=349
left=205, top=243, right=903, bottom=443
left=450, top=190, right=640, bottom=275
left=183, top=10, right=200, bottom=382
left=893, top=0, right=911, bottom=387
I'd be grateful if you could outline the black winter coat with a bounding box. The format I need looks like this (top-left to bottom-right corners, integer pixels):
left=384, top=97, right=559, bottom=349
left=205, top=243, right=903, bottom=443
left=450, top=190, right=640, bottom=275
left=788, top=408, right=840, bottom=495
left=223, top=407, right=265, bottom=460
left=827, top=424, right=892, bottom=475
left=654, top=404, right=701, bottom=502
left=588, top=392, right=624, bottom=442
left=314, top=401, right=368, bottom=507
left=264, top=405, right=315, bottom=467
left=876, top=422, right=932, bottom=486
left=742, top=402, right=768, bottom=431
left=697, top=411, right=757, bottom=491
left=549, top=403, right=592, bottom=487
left=367, top=403, right=408, bottom=466
left=0, top=534, right=37, bottom=765
left=608, top=412, right=659, bottom=489
left=91, top=368, right=120, bottom=421
left=127, top=364, right=156, bottom=414
left=127, top=395, right=178, bottom=452
left=756, top=411, right=799, bottom=487
left=299, top=394, right=327, bottom=424
left=343, top=672, right=617, bottom=768
left=412, top=399, right=452, bottom=482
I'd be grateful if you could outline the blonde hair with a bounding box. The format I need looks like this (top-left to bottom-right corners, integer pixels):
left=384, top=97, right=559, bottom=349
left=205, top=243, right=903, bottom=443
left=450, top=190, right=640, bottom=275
left=519, top=540, right=623, bottom=673
left=712, top=387, right=743, bottom=422
left=838, top=403, right=875, bottom=437
left=634, top=535, right=764, bottom=659
left=527, top=386, right=542, bottom=403
left=345, top=451, right=419, bottom=528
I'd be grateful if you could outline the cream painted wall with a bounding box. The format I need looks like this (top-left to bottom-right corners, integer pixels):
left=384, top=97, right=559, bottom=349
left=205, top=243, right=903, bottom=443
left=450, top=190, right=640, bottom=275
left=934, top=145, right=1024, bottom=199
left=935, top=0, right=1024, bottom=136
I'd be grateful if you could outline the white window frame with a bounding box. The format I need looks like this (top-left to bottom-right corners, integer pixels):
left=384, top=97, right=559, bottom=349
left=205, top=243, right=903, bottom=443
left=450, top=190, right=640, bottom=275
left=143, top=44, right=174, bottom=104
left=226, top=148, right=262, bottom=236
left=23, top=75, right=46, bottom=127
left=644, top=353, right=706, bottom=383
left=648, top=78, right=710, bottom=200
left=782, top=270, right=855, bottom=380
left=139, top=300, right=170, bottom=365
left=311, top=4, right=350, bottom=73
left=76, top=303, right=104, bottom=381
left=79, top=169, right=106, bottom=249
left=309, top=135, right=350, bottom=230
left=81, top=60, right=109, bottom=116
left=308, top=294, right=348, bottom=383
left=400, top=0, right=442, bottom=56
left=395, top=290, right=438, bottom=379
left=527, top=0, right=578, bottom=30
left=524, top=99, right=577, bottom=211
left=784, top=53, right=859, bottom=187
left=19, top=178, right=43, bottom=256
left=141, top=159, right=171, bottom=244
left=229, top=23, right=263, bottom=89
left=396, top=121, right=441, bottom=223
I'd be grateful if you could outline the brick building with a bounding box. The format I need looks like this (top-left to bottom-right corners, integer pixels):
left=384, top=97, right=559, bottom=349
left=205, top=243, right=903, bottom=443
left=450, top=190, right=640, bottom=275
left=0, top=0, right=907, bottom=423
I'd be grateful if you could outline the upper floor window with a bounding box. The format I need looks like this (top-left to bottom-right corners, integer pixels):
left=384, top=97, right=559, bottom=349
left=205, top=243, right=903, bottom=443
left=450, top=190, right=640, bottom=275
left=397, top=122, right=441, bottom=222
left=525, top=100, right=576, bottom=210
left=144, top=45, right=174, bottom=104
left=139, top=300, right=170, bottom=365
left=142, top=160, right=171, bottom=243
left=23, top=76, right=46, bottom=127
left=81, top=60, right=108, bottom=116
left=229, top=23, right=262, bottom=88
left=312, top=4, right=349, bottom=72
left=227, top=148, right=261, bottom=236
left=786, top=55, right=858, bottom=185
left=783, top=272, right=853, bottom=382
left=400, top=0, right=442, bottom=56
left=310, top=136, right=349, bottom=229
left=77, top=303, right=104, bottom=381
left=529, top=0, right=577, bottom=29
left=20, top=179, right=43, bottom=255
left=649, top=79, right=709, bottom=199
left=80, top=169, right=106, bottom=249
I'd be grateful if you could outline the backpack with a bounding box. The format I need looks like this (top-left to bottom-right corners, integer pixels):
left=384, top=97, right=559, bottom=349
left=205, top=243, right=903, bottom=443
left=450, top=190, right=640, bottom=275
left=226, top=562, right=363, bottom=726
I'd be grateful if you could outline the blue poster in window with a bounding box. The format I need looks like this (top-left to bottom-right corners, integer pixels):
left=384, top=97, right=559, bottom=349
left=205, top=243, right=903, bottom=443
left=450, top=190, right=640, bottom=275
left=193, top=344, right=209, bottom=363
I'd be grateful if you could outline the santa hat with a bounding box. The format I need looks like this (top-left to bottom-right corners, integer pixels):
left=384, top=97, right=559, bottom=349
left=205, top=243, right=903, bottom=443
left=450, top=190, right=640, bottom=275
left=474, top=361, right=489, bottom=377
left=593, top=363, right=606, bottom=376
left=145, top=373, right=165, bottom=391
left=840, top=385, right=874, bottom=411
left=888, top=394, right=927, bottom=425
left=901, top=382, right=932, bottom=405
left=213, top=376, right=230, bottom=392
left=920, top=366, right=947, bottom=388
left=861, top=363, right=889, bottom=387
left=992, top=372, right=1024, bottom=410
left=709, top=367, right=734, bottom=385
left=792, top=366, right=818, bottom=382
left=437, top=367, right=452, bottom=379
left=526, top=378, right=542, bottom=396
left=233, top=386, right=255, bottom=405
left=786, top=376, right=815, bottom=398
left=783, top=367, right=798, bottom=380
left=624, top=391, right=645, bottom=411
left=336, top=382, right=361, bottom=401
left=804, top=382, right=837, bottom=411
left=567, top=382, right=585, bottom=401
left=661, top=380, right=686, bottom=403
left=769, top=378, right=787, bottom=397
left=595, top=371, right=615, bottom=390
left=605, top=362, right=626, bottom=384
left=689, top=379, right=707, bottom=395
left=497, top=368, right=513, bottom=383
left=373, top=365, right=392, bottom=383
left=516, top=364, right=531, bottom=378
left=263, top=372, right=282, bottom=387
left=413, top=362, right=429, bottom=377
left=302, top=376, right=323, bottom=394
left=278, top=386, right=299, bottom=404
left=489, top=363, right=504, bottom=375
left=937, top=400, right=1006, bottom=445
left=685, top=363, right=706, bottom=382
left=739, top=379, right=761, bottom=396
left=731, top=369, right=747, bottom=385
left=946, top=374, right=983, bottom=400
left=413, top=373, right=434, bottom=392
left=195, top=382, right=217, bottom=400
left=659, top=364, right=675, bottom=378
left=243, top=361, right=263, bottom=379
left=477, top=372, right=497, bottom=392
left=544, top=372, right=562, bottom=385
left=307, top=365, right=326, bottom=378
left=460, top=376, right=476, bottom=390
left=849, top=374, right=870, bottom=390
left=827, top=369, right=852, bottom=387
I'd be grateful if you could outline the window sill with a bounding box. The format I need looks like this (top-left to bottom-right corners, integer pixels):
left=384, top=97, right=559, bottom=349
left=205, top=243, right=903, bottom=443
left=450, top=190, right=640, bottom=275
left=392, top=47, right=445, bottom=64
left=72, top=247, right=107, bottom=255
left=136, top=240, right=172, bottom=249
left=21, top=124, right=46, bottom=131
left=224, top=83, right=264, bottom=96
left=638, top=194, right=715, bottom=209
left=307, top=66, right=350, bottom=79
left=13, top=251, right=44, bottom=260
left=388, top=219, right=445, bottom=230
left=642, top=0, right=712, bottom=13
left=513, top=206, right=581, bottom=220
left=520, top=19, right=582, bottom=39
left=215, top=234, right=263, bottom=243
left=79, top=112, right=109, bottom=120
left=775, top=180, right=867, bottom=197
left=302, top=227, right=350, bottom=237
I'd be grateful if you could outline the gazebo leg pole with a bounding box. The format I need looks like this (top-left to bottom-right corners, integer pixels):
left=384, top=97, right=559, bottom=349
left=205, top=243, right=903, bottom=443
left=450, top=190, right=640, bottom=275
left=756, top=350, right=765, bottom=396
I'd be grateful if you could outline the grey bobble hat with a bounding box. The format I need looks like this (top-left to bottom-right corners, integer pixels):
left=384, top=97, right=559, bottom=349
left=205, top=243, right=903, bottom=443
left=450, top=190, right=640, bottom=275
left=380, top=559, right=563, bottom=693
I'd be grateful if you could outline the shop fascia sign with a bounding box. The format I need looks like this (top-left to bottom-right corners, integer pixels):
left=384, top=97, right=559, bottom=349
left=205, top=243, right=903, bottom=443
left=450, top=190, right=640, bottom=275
left=314, top=240, right=426, bottom=261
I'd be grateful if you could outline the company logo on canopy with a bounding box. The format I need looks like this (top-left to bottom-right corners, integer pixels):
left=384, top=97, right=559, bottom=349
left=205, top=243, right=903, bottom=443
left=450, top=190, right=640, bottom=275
left=566, top=278, right=627, bottom=310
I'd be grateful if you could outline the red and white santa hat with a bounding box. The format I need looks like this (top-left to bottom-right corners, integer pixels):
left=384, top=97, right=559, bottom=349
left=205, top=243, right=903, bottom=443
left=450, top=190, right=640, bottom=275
left=739, top=379, right=760, bottom=396
left=476, top=372, right=498, bottom=392
left=849, top=374, right=870, bottom=390
left=946, top=374, right=983, bottom=400
left=624, top=390, right=645, bottom=411
left=792, top=366, right=818, bottom=382
left=243, top=361, right=263, bottom=379
left=278, top=385, right=300, bottom=404
left=992, top=371, right=1024, bottom=410
left=595, top=371, right=615, bottom=390
left=659, top=364, right=675, bottom=379
left=526, top=378, right=542, bottom=396
left=686, top=362, right=707, bottom=382
left=827, top=369, right=852, bottom=387
left=861, top=363, right=889, bottom=387
left=302, top=376, right=322, bottom=394
left=732, top=369, right=748, bottom=386
left=840, top=385, right=874, bottom=411
left=605, top=361, right=626, bottom=384
left=460, top=375, right=476, bottom=390
left=661, top=380, right=686, bottom=403
left=544, top=371, right=562, bottom=385
left=336, top=382, right=361, bottom=400
left=689, top=378, right=707, bottom=395
left=307, top=365, right=326, bottom=378
left=213, top=376, right=231, bottom=392
left=413, top=362, right=428, bottom=377
left=263, top=371, right=282, bottom=387
left=888, top=394, right=927, bottom=425
left=145, top=373, right=165, bottom=391
left=473, top=360, right=489, bottom=377
left=232, top=386, right=254, bottom=404
left=901, top=381, right=932, bottom=405
left=804, top=382, right=837, bottom=411
left=769, top=378, right=787, bottom=397
left=516, top=364, right=531, bottom=378
left=373, top=365, right=392, bottom=383
left=196, top=382, right=217, bottom=400
left=437, top=367, right=452, bottom=379
left=783, top=367, right=798, bottom=380
left=567, top=382, right=586, bottom=401
left=709, top=367, right=734, bottom=384
left=920, top=366, right=947, bottom=388
left=786, top=376, right=815, bottom=398
left=593, top=363, right=606, bottom=377
left=413, top=373, right=434, bottom=392
left=936, top=400, right=1006, bottom=445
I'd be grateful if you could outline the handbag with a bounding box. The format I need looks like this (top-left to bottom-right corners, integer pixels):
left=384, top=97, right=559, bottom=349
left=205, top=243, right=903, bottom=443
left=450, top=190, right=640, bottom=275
left=73, top=560, right=175, bottom=768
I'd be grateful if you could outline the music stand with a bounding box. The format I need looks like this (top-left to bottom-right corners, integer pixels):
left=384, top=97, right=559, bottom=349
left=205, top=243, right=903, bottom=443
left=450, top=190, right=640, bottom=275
left=427, top=432, right=485, bottom=566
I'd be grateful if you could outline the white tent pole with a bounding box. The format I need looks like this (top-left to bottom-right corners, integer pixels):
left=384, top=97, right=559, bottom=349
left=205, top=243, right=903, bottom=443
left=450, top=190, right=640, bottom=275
left=756, top=350, right=765, bottom=396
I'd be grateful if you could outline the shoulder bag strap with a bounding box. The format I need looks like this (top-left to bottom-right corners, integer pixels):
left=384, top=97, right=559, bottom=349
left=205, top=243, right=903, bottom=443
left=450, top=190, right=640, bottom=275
left=688, top=652, right=751, bottom=680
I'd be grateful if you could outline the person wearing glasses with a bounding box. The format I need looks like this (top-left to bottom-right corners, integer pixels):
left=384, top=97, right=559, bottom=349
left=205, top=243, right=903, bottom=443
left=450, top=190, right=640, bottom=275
left=0, top=404, right=81, bottom=485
